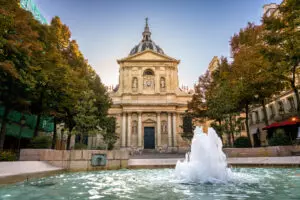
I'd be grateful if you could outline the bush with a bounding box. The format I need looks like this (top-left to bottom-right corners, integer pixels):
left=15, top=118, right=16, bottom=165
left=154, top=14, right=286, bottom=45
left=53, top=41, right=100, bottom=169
left=0, top=151, right=17, bottom=161
left=74, top=143, right=87, bottom=150
left=96, top=144, right=107, bottom=150
left=268, top=129, right=291, bottom=146
left=234, top=136, right=252, bottom=148
left=29, top=136, right=51, bottom=149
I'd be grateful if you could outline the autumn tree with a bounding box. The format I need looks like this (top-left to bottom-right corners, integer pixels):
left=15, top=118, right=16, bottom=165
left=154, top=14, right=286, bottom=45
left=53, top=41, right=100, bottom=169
left=262, top=0, right=300, bottom=115
left=0, top=2, right=111, bottom=150
left=0, top=0, right=43, bottom=149
left=231, top=23, right=283, bottom=145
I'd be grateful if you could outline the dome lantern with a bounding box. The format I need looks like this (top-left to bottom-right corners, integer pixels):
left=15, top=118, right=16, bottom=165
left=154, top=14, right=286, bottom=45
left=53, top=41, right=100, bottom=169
left=129, top=18, right=164, bottom=55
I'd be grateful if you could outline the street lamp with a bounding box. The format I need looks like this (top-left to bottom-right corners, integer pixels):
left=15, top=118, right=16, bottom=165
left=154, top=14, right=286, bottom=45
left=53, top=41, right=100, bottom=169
left=17, top=116, right=26, bottom=157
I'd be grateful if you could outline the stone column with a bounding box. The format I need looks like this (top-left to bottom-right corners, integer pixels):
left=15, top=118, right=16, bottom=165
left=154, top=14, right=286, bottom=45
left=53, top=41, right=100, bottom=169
left=138, top=112, right=142, bottom=147
left=156, top=112, right=161, bottom=147
left=119, top=68, right=124, bottom=93
left=168, top=113, right=172, bottom=146
left=155, top=73, right=159, bottom=93
left=172, top=113, right=177, bottom=147
left=122, top=113, right=126, bottom=147
left=127, top=112, right=131, bottom=147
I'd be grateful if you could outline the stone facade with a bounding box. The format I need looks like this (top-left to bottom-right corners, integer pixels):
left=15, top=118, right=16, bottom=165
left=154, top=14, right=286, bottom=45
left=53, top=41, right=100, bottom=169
left=108, top=21, right=192, bottom=152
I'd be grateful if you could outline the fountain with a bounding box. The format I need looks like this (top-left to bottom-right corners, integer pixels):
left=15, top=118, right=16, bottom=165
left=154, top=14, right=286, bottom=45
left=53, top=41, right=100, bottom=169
left=175, top=126, right=233, bottom=183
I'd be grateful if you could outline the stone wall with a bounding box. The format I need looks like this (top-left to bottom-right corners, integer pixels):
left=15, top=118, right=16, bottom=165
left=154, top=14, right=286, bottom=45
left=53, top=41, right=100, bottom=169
left=20, top=149, right=129, bottom=171
left=224, top=146, right=300, bottom=157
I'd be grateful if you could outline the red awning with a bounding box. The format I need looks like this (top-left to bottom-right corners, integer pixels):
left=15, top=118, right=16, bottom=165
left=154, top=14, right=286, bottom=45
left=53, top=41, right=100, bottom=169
left=263, top=118, right=300, bottom=130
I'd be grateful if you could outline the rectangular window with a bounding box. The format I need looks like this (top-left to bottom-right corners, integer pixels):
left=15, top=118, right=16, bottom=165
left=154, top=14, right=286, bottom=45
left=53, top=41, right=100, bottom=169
left=277, top=101, right=285, bottom=114
left=288, top=97, right=295, bottom=112
left=249, top=114, right=253, bottom=125
left=255, top=111, right=260, bottom=124
left=261, top=108, right=265, bottom=121
left=269, top=104, right=275, bottom=119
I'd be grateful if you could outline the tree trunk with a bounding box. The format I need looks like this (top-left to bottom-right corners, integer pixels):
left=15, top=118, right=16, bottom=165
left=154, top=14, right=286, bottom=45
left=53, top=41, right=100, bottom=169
left=229, top=115, right=235, bottom=144
left=217, top=119, right=223, bottom=143
left=291, top=65, right=300, bottom=116
left=80, top=133, right=83, bottom=144
left=291, top=83, right=300, bottom=116
left=33, top=92, right=44, bottom=137
left=245, top=103, right=253, bottom=147
left=225, top=119, right=232, bottom=147
left=66, top=126, right=74, bottom=150
left=34, top=114, right=41, bottom=137
left=60, top=129, right=64, bottom=150
left=0, top=107, right=10, bottom=150
left=51, top=117, right=57, bottom=149
left=66, top=134, right=71, bottom=150
left=261, top=99, right=269, bottom=126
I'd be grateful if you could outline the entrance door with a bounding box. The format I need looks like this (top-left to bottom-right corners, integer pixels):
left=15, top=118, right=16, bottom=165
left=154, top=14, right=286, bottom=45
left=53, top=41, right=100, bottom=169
left=144, top=127, right=155, bottom=149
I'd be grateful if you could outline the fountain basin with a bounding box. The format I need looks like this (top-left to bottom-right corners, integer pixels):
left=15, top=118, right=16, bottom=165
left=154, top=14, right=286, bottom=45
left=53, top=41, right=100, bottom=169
left=0, top=168, right=299, bottom=200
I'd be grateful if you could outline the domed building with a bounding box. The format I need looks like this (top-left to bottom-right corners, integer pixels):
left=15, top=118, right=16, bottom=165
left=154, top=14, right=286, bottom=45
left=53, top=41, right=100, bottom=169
left=108, top=19, right=192, bottom=152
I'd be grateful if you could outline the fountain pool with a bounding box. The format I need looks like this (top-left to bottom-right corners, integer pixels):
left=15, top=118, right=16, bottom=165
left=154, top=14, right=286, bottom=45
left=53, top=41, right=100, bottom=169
left=0, top=168, right=300, bottom=200
left=1, top=128, right=299, bottom=199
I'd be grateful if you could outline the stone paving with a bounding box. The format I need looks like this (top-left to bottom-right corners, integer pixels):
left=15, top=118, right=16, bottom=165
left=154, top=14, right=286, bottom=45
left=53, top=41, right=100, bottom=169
left=0, top=161, right=62, bottom=178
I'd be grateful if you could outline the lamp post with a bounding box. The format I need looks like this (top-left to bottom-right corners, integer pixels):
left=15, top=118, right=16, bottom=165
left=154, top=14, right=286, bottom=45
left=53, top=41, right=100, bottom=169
left=17, top=116, right=26, bottom=157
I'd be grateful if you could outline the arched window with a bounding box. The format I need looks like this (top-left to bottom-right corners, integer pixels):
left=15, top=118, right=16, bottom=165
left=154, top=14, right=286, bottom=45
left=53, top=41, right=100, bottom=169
left=143, top=69, right=154, bottom=76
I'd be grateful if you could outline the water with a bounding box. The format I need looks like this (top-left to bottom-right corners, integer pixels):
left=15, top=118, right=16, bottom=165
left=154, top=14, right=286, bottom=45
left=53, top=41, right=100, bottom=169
left=1, top=127, right=299, bottom=199
left=0, top=168, right=300, bottom=200
left=175, top=127, right=232, bottom=183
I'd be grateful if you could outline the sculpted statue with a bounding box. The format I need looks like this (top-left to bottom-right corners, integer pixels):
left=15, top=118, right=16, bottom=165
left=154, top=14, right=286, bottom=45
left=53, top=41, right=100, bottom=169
left=132, top=121, right=138, bottom=134
left=161, top=121, right=167, bottom=133
left=132, top=78, right=138, bottom=89
left=160, top=77, right=165, bottom=88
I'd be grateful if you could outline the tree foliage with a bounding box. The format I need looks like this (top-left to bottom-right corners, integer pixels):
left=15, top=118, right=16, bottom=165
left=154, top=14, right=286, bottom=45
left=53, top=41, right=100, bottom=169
left=73, top=90, right=100, bottom=144
left=0, top=0, right=112, bottom=150
left=101, top=116, right=118, bottom=150
left=189, top=0, right=299, bottom=146
left=262, top=0, right=300, bottom=115
left=180, top=112, right=195, bottom=144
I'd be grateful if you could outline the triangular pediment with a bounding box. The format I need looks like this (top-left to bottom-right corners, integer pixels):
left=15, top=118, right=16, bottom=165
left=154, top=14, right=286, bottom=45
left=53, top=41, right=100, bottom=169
left=143, top=118, right=156, bottom=123
left=117, top=50, right=179, bottom=63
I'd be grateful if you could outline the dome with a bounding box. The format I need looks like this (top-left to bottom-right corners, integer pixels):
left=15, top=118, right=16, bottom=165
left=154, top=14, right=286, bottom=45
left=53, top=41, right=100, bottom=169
left=129, top=18, right=164, bottom=56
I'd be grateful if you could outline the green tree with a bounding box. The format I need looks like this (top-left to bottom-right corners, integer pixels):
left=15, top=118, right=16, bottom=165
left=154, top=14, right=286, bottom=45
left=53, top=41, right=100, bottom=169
left=262, top=0, right=300, bottom=115
left=180, top=112, right=195, bottom=145
left=0, top=2, right=111, bottom=151
left=231, top=23, right=283, bottom=145
left=73, top=90, right=100, bottom=145
left=0, top=0, right=42, bottom=149
left=101, top=116, right=118, bottom=150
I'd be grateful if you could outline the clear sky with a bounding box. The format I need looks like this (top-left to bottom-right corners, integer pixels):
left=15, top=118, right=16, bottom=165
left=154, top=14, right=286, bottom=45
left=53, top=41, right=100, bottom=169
left=35, top=0, right=281, bottom=88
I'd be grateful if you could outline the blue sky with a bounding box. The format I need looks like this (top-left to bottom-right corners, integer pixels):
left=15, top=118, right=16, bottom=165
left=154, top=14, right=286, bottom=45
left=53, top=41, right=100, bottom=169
left=35, top=0, right=281, bottom=88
